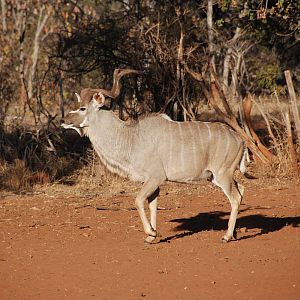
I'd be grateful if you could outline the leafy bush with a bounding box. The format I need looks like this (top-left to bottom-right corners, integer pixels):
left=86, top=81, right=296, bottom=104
left=256, top=63, right=281, bottom=91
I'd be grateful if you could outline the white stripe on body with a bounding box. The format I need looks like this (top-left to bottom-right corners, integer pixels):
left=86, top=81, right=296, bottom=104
left=204, top=122, right=212, bottom=141
left=178, top=122, right=185, bottom=173
left=167, top=121, right=174, bottom=175
left=222, top=125, right=230, bottom=161
left=197, top=123, right=204, bottom=155
left=188, top=122, right=197, bottom=169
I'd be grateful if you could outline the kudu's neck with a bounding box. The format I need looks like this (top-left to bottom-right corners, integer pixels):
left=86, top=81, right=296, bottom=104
left=86, top=110, right=136, bottom=179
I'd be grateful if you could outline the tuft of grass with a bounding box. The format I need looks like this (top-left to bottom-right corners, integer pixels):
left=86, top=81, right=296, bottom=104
left=0, top=159, right=31, bottom=192
left=0, top=125, right=90, bottom=193
left=0, top=159, right=50, bottom=192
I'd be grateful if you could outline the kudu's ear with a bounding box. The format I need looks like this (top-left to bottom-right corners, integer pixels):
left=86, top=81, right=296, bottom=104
left=92, top=92, right=106, bottom=110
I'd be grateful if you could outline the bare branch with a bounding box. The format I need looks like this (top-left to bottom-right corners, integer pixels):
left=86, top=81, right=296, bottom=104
left=251, top=96, right=278, bottom=145
left=242, top=95, right=277, bottom=162
left=207, top=0, right=215, bottom=70
left=27, top=5, right=49, bottom=101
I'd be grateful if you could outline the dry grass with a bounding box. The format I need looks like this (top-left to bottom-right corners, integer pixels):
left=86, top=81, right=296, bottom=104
left=0, top=159, right=50, bottom=193
left=251, top=95, right=299, bottom=178
left=0, top=159, right=32, bottom=192
left=36, top=149, right=141, bottom=198
left=0, top=125, right=89, bottom=193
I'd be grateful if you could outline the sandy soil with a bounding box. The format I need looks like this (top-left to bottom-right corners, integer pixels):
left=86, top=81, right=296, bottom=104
left=0, top=178, right=300, bottom=300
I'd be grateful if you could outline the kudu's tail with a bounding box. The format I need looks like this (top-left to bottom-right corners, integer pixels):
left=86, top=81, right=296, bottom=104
left=239, top=144, right=257, bottom=179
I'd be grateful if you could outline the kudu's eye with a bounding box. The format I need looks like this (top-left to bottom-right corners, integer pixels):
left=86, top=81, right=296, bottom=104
left=79, top=107, right=86, bottom=111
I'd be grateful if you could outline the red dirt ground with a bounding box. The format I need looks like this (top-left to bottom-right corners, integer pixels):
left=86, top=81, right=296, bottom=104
left=0, top=178, right=299, bottom=300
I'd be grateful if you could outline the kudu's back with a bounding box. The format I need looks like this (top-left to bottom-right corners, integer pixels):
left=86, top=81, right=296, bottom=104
left=134, top=114, right=245, bottom=183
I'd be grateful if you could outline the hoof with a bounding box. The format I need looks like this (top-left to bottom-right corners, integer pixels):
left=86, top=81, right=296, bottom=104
left=146, top=229, right=161, bottom=238
left=222, top=228, right=238, bottom=243
left=221, top=236, right=230, bottom=243
left=155, top=231, right=162, bottom=238
left=221, top=235, right=232, bottom=243
left=144, top=235, right=156, bottom=244
left=221, top=233, right=237, bottom=243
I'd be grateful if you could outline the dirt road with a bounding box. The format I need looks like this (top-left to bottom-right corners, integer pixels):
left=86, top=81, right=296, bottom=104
left=1, top=179, right=299, bottom=300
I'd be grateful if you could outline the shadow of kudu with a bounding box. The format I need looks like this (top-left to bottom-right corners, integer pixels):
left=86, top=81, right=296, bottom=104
left=160, top=207, right=300, bottom=243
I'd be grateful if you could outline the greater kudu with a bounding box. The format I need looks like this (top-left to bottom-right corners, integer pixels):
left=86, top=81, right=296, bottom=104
left=62, top=69, right=247, bottom=243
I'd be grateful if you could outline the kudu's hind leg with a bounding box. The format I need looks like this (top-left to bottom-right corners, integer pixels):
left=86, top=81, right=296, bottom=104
left=213, top=174, right=244, bottom=242
left=148, top=188, right=160, bottom=229
left=135, top=179, right=162, bottom=243
left=145, top=196, right=158, bottom=244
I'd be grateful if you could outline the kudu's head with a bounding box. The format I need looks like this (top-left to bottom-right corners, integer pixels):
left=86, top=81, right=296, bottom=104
left=62, top=68, right=139, bottom=136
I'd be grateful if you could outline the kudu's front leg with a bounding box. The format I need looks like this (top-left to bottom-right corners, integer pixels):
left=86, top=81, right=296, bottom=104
left=135, top=179, right=162, bottom=243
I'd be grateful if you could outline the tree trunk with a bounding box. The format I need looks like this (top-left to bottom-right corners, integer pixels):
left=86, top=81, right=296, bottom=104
left=284, top=70, right=300, bottom=145
left=222, top=27, right=242, bottom=94
left=28, top=6, right=49, bottom=102
left=284, top=111, right=299, bottom=173
left=207, top=0, right=215, bottom=71
left=1, top=0, right=7, bottom=33
left=58, top=73, right=65, bottom=120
